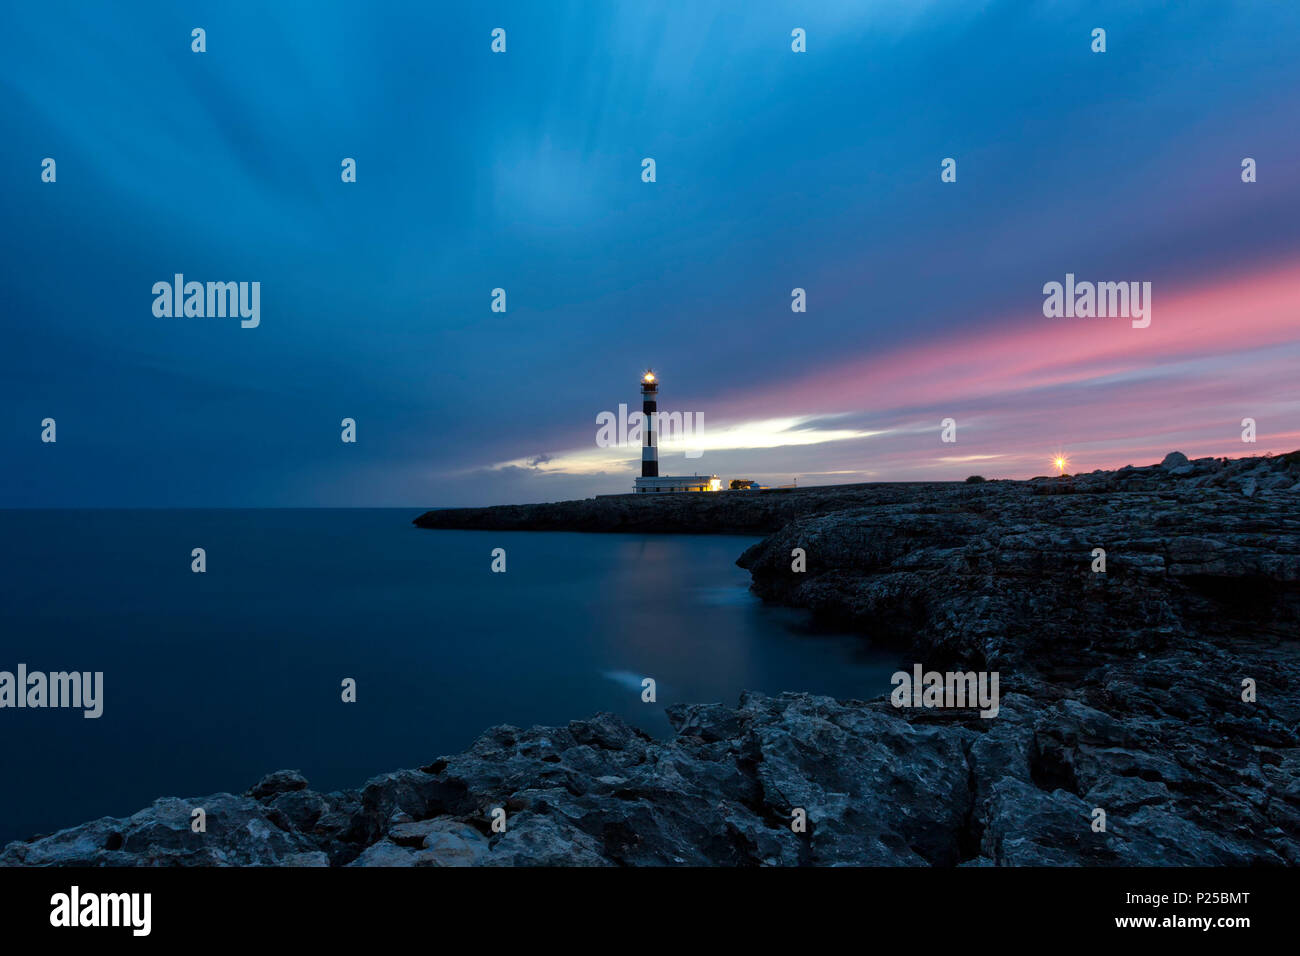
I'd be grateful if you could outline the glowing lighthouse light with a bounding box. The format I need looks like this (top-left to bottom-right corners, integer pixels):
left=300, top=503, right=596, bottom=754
left=1054, top=454, right=1069, bottom=475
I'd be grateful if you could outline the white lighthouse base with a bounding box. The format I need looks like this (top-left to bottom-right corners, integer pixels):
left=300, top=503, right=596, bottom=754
left=634, top=475, right=722, bottom=493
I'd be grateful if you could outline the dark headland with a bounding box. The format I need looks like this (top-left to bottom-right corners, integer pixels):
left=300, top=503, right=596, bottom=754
left=5, top=451, right=1299, bottom=866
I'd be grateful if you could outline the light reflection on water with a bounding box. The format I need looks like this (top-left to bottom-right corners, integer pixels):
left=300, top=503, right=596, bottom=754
left=0, top=511, right=898, bottom=844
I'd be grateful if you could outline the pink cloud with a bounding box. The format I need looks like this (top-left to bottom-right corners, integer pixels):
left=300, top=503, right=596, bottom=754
left=708, top=260, right=1300, bottom=478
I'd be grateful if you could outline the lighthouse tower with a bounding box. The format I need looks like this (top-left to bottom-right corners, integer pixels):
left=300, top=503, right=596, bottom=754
left=632, top=370, right=722, bottom=493
left=640, top=370, right=658, bottom=478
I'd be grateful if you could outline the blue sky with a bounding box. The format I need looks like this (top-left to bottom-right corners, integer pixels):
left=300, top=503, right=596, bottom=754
left=3, top=1, right=1298, bottom=505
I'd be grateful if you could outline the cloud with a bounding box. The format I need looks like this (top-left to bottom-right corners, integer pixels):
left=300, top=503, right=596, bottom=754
left=482, top=414, right=885, bottom=477
left=464, top=260, right=1300, bottom=492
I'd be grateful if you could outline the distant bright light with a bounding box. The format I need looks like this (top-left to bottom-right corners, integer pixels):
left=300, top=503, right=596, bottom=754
left=643, top=372, right=655, bottom=382
left=1054, top=455, right=1068, bottom=474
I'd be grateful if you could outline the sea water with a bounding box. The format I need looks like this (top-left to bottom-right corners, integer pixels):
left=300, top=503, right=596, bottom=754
left=0, top=510, right=897, bottom=845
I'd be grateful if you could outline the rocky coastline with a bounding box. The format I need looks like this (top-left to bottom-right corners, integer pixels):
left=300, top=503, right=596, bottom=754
left=4, top=451, right=1298, bottom=866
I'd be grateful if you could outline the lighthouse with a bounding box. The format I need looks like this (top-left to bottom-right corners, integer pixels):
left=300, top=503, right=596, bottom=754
left=632, top=370, right=722, bottom=493
left=640, top=370, right=658, bottom=478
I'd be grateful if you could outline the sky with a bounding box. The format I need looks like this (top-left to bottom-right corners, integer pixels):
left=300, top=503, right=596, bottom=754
left=2, top=0, right=1298, bottom=507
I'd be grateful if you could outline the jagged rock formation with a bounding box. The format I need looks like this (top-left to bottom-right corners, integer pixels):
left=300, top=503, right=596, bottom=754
left=733, top=451, right=1300, bottom=864
left=5, top=452, right=1298, bottom=866
left=738, top=451, right=1300, bottom=673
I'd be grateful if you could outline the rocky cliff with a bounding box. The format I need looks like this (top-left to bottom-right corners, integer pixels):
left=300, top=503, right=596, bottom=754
left=4, top=451, right=1298, bottom=866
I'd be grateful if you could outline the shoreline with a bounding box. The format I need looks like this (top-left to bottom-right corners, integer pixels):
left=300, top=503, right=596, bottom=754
left=412, top=481, right=968, bottom=536
left=5, top=450, right=1299, bottom=866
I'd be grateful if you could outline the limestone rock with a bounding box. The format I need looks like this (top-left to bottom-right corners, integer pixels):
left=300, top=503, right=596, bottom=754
left=5, top=451, right=1297, bottom=867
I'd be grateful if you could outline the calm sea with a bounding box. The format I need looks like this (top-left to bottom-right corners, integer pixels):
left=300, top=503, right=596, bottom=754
left=0, top=510, right=897, bottom=845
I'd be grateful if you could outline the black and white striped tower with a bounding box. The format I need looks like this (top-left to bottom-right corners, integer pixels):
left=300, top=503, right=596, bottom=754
left=641, top=370, right=658, bottom=477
